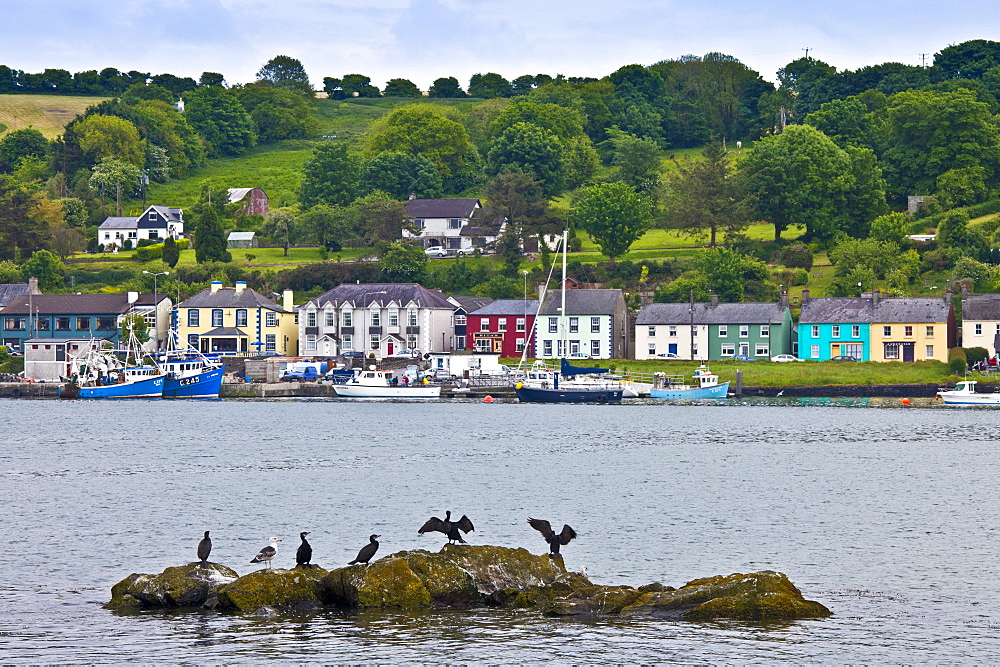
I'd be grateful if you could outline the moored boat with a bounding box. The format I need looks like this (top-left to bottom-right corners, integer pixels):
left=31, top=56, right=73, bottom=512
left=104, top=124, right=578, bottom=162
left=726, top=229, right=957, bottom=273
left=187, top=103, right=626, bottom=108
left=514, top=381, right=623, bottom=403
left=936, top=379, right=1000, bottom=405
left=334, top=369, right=441, bottom=398
left=59, top=339, right=165, bottom=399
left=650, top=365, right=730, bottom=399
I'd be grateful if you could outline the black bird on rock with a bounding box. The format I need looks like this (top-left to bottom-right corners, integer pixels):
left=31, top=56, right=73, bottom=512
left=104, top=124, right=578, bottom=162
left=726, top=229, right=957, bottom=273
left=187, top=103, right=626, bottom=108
left=349, top=535, right=380, bottom=565
left=528, top=518, right=577, bottom=557
left=296, top=532, right=312, bottom=567
left=197, top=531, right=212, bottom=563
left=419, top=511, right=474, bottom=544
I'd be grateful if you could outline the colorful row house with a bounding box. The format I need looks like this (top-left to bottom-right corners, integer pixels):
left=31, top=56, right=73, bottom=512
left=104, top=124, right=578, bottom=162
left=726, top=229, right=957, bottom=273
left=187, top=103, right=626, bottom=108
left=798, top=291, right=954, bottom=362
left=176, top=281, right=298, bottom=356
left=635, top=296, right=794, bottom=360
left=465, top=299, right=538, bottom=356
left=960, top=292, right=1000, bottom=356
left=533, top=290, right=627, bottom=359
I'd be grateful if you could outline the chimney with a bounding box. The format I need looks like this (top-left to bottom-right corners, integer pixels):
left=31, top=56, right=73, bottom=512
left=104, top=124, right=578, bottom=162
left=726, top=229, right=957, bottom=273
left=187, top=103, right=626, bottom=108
left=283, top=289, right=294, bottom=312
left=946, top=287, right=953, bottom=304
left=127, top=291, right=139, bottom=304
left=801, top=289, right=810, bottom=306
left=27, top=277, right=40, bottom=294
left=210, top=281, right=223, bottom=293
left=710, top=294, right=718, bottom=306
left=780, top=290, right=789, bottom=308
left=872, top=289, right=880, bottom=306
left=235, top=281, right=246, bottom=293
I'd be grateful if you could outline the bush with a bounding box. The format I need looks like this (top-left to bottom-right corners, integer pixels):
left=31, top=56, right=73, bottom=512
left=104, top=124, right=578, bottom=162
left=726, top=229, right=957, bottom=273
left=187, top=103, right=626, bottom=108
left=136, top=239, right=156, bottom=248
left=966, top=198, right=1000, bottom=219
left=770, top=267, right=809, bottom=287
left=948, top=347, right=968, bottom=375
left=134, top=244, right=164, bottom=261
left=966, top=347, right=990, bottom=366
left=780, top=243, right=814, bottom=270
left=122, top=239, right=133, bottom=250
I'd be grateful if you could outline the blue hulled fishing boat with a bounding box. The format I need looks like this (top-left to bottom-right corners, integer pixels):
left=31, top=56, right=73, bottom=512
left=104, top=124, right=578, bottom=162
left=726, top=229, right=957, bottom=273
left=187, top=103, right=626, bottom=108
left=59, top=339, right=165, bottom=399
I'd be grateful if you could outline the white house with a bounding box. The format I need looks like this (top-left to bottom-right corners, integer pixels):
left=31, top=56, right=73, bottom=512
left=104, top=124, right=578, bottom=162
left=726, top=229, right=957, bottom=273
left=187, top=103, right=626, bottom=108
left=402, top=198, right=503, bottom=253
left=961, top=293, right=1000, bottom=356
left=533, top=289, right=627, bottom=360
left=634, top=303, right=710, bottom=360
left=297, top=283, right=457, bottom=359
left=98, top=205, right=184, bottom=249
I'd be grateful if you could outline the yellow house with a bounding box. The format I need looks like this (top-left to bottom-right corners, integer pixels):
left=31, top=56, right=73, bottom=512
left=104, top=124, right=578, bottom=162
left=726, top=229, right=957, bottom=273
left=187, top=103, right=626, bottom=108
left=867, top=295, right=955, bottom=363
left=177, top=281, right=298, bottom=356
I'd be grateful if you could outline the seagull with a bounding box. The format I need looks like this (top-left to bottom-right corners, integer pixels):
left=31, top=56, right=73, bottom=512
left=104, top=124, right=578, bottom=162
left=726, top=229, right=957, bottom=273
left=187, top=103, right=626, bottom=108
left=250, top=537, right=281, bottom=569
left=197, top=531, right=212, bottom=564
left=349, top=535, right=380, bottom=565
left=776, top=390, right=785, bottom=397
left=527, top=518, right=577, bottom=557
left=419, top=511, right=474, bottom=544
left=295, top=532, right=312, bottom=567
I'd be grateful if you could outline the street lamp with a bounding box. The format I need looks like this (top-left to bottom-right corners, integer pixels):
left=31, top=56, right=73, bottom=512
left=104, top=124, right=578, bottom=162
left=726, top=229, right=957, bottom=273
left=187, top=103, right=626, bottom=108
left=142, top=270, right=169, bottom=350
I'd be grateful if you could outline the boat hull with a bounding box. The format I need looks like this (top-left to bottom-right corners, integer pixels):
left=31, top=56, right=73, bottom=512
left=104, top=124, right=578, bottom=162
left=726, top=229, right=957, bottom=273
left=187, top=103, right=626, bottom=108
left=334, top=384, right=441, bottom=398
left=936, top=391, right=1000, bottom=405
left=62, top=375, right=164, bottom=399
left=515, top=386, right=623, bottom=403
left=163, top=366, right=224, bottom=398
left=650, top=381, right=730, bottom=399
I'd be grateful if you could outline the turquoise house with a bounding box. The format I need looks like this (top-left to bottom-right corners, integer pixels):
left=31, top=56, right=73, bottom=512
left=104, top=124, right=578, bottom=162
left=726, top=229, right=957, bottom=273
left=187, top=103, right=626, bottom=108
left=797, top=291, right=871, bottom=360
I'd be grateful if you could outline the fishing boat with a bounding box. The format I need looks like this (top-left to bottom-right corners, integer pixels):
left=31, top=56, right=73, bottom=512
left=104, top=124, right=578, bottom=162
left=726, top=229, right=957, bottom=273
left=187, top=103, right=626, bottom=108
left=334, top=368, right=441, bottom=398
left=936, top=379, right=1000, bottom=405
left=59, top=339, right=164, bottom=399
left=154, top=332, right=224, bottom=398
left=650, top=365, right=730, bottom=399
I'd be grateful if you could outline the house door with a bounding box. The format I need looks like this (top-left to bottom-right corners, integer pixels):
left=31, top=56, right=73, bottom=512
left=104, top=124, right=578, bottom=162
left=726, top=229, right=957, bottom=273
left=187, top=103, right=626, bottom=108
left=387, top=341, right=394, bottom=356
left=739, top=343, right=750, bottom=356
left=668, top=343, right=678, bottom=355
left=902, top=343, right=914, bottom=362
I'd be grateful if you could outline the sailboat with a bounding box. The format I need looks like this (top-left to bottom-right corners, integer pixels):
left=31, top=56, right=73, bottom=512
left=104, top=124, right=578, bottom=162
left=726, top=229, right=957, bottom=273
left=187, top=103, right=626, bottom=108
left=514, top=230, right=624, bottom=404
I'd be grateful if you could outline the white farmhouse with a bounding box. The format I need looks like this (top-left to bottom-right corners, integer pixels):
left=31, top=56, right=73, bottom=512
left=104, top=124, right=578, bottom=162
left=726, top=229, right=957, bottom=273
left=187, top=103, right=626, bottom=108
left=402, top=197, right=503, bottom=254
left=98, top=205, right=184, bottom=249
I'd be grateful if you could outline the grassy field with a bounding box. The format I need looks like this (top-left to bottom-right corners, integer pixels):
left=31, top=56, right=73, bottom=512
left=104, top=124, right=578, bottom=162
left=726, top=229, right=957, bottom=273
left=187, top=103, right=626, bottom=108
left=0, top=93, right=105, bottom=138
left=74, top=246, right=375, bottom=271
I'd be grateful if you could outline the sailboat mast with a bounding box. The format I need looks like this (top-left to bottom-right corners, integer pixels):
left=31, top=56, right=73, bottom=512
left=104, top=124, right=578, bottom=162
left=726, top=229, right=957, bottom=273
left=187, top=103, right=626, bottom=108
left=561, top=229, right=567, bottom=358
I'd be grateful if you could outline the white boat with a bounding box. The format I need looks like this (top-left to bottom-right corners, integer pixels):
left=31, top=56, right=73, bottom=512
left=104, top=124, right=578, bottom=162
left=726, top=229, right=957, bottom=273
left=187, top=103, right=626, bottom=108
left=650, top=365, right=730, bottom=399
left=334, top=369, right=441, bottom=398
left=518, top=361, right=650, bottom=398
left=936, top=380, right=1000, bottom=405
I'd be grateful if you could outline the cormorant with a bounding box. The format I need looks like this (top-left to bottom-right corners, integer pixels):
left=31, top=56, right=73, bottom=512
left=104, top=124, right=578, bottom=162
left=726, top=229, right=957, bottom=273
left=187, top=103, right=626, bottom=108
left=296, top=532, right=312, bottom=567
left=528, top=518, right=577, bottom=557
left=419, top=510, right=474, bottom=544
left=349, top=535, right=380, bottom=565
left=250, top=537, right=281, bottom=568
left=197, top=530, right=212, bottom=564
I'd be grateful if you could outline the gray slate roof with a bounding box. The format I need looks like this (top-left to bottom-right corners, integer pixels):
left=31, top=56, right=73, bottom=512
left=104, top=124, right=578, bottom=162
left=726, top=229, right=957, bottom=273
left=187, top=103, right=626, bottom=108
left=799, top=297, right=951, bottom=324
left=179, top=287, right=289, bottom=312
left=538, top=290, right=624, bottom=316
left=98, top=217, right=136, bottom=230
left=405, top=198, right=479, bottom=219
left=306, top=283, right=455, bottom=310
left=637, top=301, right=788, bottom=325
left=962, top=294, right=1000, bottom=321
left=202, top=327, right=247, bottom=336
left=469, top=299, right=539, bottom=316
left=2, top=293, right=165, bottom=315
left=0, top=283, right=33, bottom=308
left=451, top=295, right=494, bottom=312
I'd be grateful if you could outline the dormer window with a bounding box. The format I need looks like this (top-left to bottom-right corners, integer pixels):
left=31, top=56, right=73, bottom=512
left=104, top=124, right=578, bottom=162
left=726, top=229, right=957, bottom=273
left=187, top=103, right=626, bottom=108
left=148, top=211, right=156, bottom=221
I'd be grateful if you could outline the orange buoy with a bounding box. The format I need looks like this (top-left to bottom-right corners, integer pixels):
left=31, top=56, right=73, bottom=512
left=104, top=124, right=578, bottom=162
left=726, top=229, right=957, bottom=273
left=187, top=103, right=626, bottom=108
left=901, top=398, right=911, bottom=405
left=483, top=395, right=494, bottom=403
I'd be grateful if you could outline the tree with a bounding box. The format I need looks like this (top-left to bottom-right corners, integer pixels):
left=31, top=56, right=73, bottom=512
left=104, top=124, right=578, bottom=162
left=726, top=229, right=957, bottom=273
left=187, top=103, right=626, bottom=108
left=256, top=55, right=312, bottom=95
left=608, top=128, right=662, bottom=193
left=120, top=312, right=149, bottom=344
left=663, top=142, right=748, bottom=246
left=494, top=227, right=523, bottom=278
left=75, top=114, right=145, bottom=167
left=89, top=158, right=141, bottom=216
left=468, top=72, right=512, bottom=98
left=263, top=209, right=297, bottom=256
left=486, top=122, right=565, bottom=197
left=299, top=142, right=361, bottom=208
left=776, top=56, right=836, bottom=93
left=298, top=204, right=355, bottom=250
left=341, top=74, right=381, bottom=97
left=21, top=250, right=65, bottom=291
left=234, top=83, right=317, bottom=142
left=194, top=205, right=230, bottom=263
left=573, top=182, right=652, bottom=261
left=199, top=72, right=225, bottom=87
left=353, top=191, right=407, bottom=244
left=162, top=236, right=180, bottom=267
left=360, top=151, right=443, bottom=199
left=0, top=128, right=49, bottom=172
left=132, top=99, right=207, bottom=178
left=183, top=86, right=257, bottom=157
left=936, top=166, right=990, bottom=209
left=868, top=213, right=910, bottom=246
left=480, top=170, right=551, bottom=245
left=428, top=77, right=467, bottom=98
left=50, top=226, right=85, bottom=259
left=378, top=242, right=426, bottom=282
left=383, top=78, right=421, bottom=97
left=562, top=136, right=600, bottom=189
left=365, top=105, right=474, bottom=180
left=0, top=176, right=50, bottom=259
left=472, top=274, right=522, bottom=299
left=827, top=237, right=920, bottom=296
left=489, top=99, right=586, bottom=142
left=695, top=247, right=771, bottom=302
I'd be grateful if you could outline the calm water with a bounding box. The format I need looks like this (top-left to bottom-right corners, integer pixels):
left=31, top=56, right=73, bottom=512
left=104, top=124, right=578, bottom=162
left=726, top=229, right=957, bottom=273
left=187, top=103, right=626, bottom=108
left=2, top=397, right=1000, bottom=662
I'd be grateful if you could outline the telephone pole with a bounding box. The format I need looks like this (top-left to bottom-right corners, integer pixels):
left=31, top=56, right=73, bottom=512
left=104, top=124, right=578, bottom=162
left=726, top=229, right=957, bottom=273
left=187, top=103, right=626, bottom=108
left=802, top=47, right=811, bottom=59
left=919, top=53, right=928, bottom=67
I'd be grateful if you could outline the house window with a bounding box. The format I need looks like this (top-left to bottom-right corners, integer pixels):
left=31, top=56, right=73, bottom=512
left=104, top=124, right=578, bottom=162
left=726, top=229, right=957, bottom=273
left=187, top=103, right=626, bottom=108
left=307, top=311, right=316, bottom=327
left=148, top=211, right=156, bottom=221
left=389, top=310, right=399, bottom=327
left=515, top=338, right=525, bottom=352
left=265, top=334, right=276, bottom=352
left=35, top=317, right=50, bottom=330
left=408, top=310, right=417, bottom=326
left=128, top=231, right=137, bottom=239
left=926, top=325, right=934, bottom=337
left=236, top=309, right=248, bottom=328
left=692, top=343, right=699, bottom=356
left=739, top=325, right=749, bottom=338
left=407, top=334, right=417, bottom=349
left=56, top=317, right=70, bottom=330
left=756, top=344, right=769, bottom=356
left=669, top=326, right=677, bottom=337
left=342, top=311, right=352, bottom=327
left=448, top=218, right=462, bottom=229
left=188, top=310, right=199, bottom=327
left=516, top=318, right=525, bottom=332
left=341, top=334, right=353, bottom=351
left=570, top=340, right=580, bottom=356
left=543, top=340, right=553, bottom=356
left=832, top=325, right=840, bottom=338
left=454, top=314, right=466, bottom=326
left=926, top=345, right=934, bottom=358
left=455, top=335, right=466, bottom=350
left=569, top=317, right=579, bottom=333
left=3, top=317, right=25, bottom=331
left=370, top=335, right=380, bottom=350
left=904, top=326, right=913, bottom=337
left=77, top=317, right=91, bottom=330
left=648, top=326, right=656, bottom=337
left=648, top=344, right=656, bottom=355
left=211, top=309, right=223, bottom=327
left=719, top=325, right=728, bottom=337
left=413, top=219, right=424, bottom=229
left=148, top=230, right=158, bottom=240
left=557, top=340, right=566, bottom=357
left=591, top=317, right=600, bottom=333
left=884, top=325, right=892, bottom=337
left=811, top=344, right=820, bottom=359
left=843, top=344, right=862, bottom=359
left=721, top=343, right=735, bottom=356
left=325, top=310, right=336, bottom=327
left=591, top=340, right=600, bottom=357
left=265, top=311, right=277, bottom=327
left=885, top=343, right=900, bottom=359
left=548, top=318, right=558, bottom=333
left=481, top=319, right=490, bottom=332
left=97, top=317, right=116, bottom=330
left=370, top=311, right=380, bottom=327
left=306, top=334, right=317, bottom=351
left=499, top=318, right=507, bottom=332
left=852, top=325, right=860, bottom=338
left=187, top=334, right=199, bottom=349
left=475, top=337, right=492, bottom=352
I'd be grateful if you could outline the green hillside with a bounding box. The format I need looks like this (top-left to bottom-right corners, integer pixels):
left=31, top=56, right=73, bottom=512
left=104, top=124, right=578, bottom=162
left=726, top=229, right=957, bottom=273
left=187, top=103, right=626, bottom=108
left=0, top=93, right=106, bottom=138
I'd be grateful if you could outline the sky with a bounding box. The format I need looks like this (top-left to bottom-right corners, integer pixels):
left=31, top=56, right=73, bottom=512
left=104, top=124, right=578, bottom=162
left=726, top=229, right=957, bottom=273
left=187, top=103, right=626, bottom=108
left=1, top=0, right=996, bottom=89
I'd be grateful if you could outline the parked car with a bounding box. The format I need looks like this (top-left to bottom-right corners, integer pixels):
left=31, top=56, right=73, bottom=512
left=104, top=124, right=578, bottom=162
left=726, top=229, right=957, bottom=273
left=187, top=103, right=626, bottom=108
left=729, top=354, right=757, bottom=361
left=655, top=352, right=681, bottom=359
left=341, top=351, right=366, bottom=359
left=770, top=354, right=802, bottom=363
left=828, top=355, right=859, bottom=362
left=281, top=367, right=321, bottom=382
left=424, top=246, right=448, bottom=258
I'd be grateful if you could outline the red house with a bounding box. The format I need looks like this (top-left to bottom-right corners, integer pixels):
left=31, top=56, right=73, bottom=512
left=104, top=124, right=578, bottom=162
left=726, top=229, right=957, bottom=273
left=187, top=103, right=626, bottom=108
left=466, top=299, right=538, bottom=357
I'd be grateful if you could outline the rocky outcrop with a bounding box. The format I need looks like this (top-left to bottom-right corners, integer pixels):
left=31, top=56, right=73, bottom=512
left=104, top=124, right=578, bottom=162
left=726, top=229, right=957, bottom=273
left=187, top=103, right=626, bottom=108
left=105, top=548, right=830, bottom=622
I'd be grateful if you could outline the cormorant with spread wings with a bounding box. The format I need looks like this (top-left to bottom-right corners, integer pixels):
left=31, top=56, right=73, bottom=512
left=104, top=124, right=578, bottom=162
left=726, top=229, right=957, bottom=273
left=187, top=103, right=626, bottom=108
left=528, top=518, right=577, bottom=556
left=419, top=510, right=474, bottom=544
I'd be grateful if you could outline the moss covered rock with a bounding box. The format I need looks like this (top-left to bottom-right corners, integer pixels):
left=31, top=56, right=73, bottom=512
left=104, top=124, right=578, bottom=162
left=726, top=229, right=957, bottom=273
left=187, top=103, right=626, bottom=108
left=104, top=563, right=239, bottom=610
left=325, top=558, right=432, bottom=609
left=216, top=567, right=329, bottom=613
left=435, top=544, right=572, bottom=593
